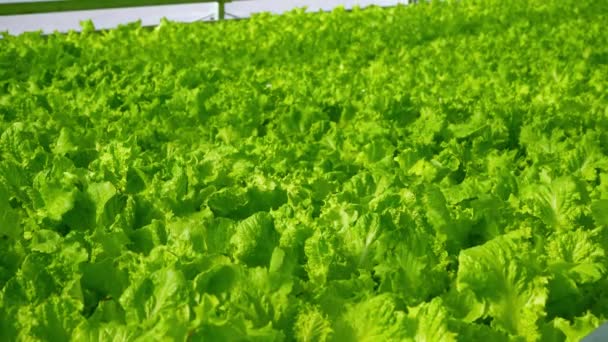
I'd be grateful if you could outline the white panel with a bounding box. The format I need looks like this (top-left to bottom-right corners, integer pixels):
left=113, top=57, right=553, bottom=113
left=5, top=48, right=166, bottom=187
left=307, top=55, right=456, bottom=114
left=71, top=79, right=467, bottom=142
left=0, top=3, right=218, bottom=35
left=0, top=1, right=408, bottom=35
left=226, top=0, right=406, bottom=18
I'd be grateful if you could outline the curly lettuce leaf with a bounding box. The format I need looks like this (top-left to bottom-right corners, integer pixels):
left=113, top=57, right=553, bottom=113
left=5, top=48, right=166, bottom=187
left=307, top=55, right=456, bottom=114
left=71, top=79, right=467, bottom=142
left=456, top=229, right=548, bottom=340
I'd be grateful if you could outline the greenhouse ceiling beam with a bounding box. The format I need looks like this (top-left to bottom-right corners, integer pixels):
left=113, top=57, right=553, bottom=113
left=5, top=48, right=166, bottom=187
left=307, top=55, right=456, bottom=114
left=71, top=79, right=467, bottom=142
left=0, top=0, right=231, bottom=16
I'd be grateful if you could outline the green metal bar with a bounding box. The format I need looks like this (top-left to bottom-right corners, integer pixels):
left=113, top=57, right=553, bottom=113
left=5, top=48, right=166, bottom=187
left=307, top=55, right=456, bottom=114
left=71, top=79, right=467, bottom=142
left=218, top=0, right=225, bottom=20
left=0, top=0, right=220, bottom=16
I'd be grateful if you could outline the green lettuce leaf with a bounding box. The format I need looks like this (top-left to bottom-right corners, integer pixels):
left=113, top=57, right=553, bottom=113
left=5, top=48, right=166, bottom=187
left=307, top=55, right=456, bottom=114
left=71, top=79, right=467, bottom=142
left=456, top=229, right=548, bottom=339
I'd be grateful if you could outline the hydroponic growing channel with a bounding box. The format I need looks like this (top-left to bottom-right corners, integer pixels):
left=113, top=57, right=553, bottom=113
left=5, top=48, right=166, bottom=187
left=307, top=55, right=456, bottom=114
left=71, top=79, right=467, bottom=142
left=1, top=0, right=608, bottom=340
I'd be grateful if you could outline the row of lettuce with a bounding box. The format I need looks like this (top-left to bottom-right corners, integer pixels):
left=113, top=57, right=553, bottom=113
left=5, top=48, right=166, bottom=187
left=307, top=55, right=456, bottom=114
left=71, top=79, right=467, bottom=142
left=1, top=0, right=608, bottom=340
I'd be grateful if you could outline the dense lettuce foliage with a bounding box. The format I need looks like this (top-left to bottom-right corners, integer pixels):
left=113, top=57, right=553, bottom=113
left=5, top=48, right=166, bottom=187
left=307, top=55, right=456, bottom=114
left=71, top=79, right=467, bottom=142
left=1, top=0, right=608, bottom=340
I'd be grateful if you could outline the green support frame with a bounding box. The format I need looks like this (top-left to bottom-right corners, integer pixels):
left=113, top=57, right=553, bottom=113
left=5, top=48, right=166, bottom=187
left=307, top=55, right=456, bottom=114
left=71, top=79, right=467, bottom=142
left=0, top=0, right=229, bottom=17
left=218, top=0, right=225, bottom=20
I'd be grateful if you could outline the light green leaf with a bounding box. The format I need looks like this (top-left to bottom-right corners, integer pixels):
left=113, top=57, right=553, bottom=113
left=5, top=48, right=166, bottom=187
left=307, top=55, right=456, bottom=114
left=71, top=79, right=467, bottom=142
left=546, top=228, right=606, bottom=284
left=457, top=230, right=548, bottom=340
left=334, top=294, right=407, bottom=342
left=521, top=176, right=583, bottom=230
left=230, top=212, right=278, bottom=267
left=406, top=298, right=457, bottom=342
left=294, top=306, right=333, bottom=342
left=36, top=176, right=77, bottom=221
left=553, top=312, right=604, bottom=342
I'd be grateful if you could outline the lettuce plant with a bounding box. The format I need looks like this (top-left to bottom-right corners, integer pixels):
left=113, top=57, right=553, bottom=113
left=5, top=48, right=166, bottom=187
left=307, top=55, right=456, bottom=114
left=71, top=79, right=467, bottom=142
left=1, top=0, right=607, bottom=340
